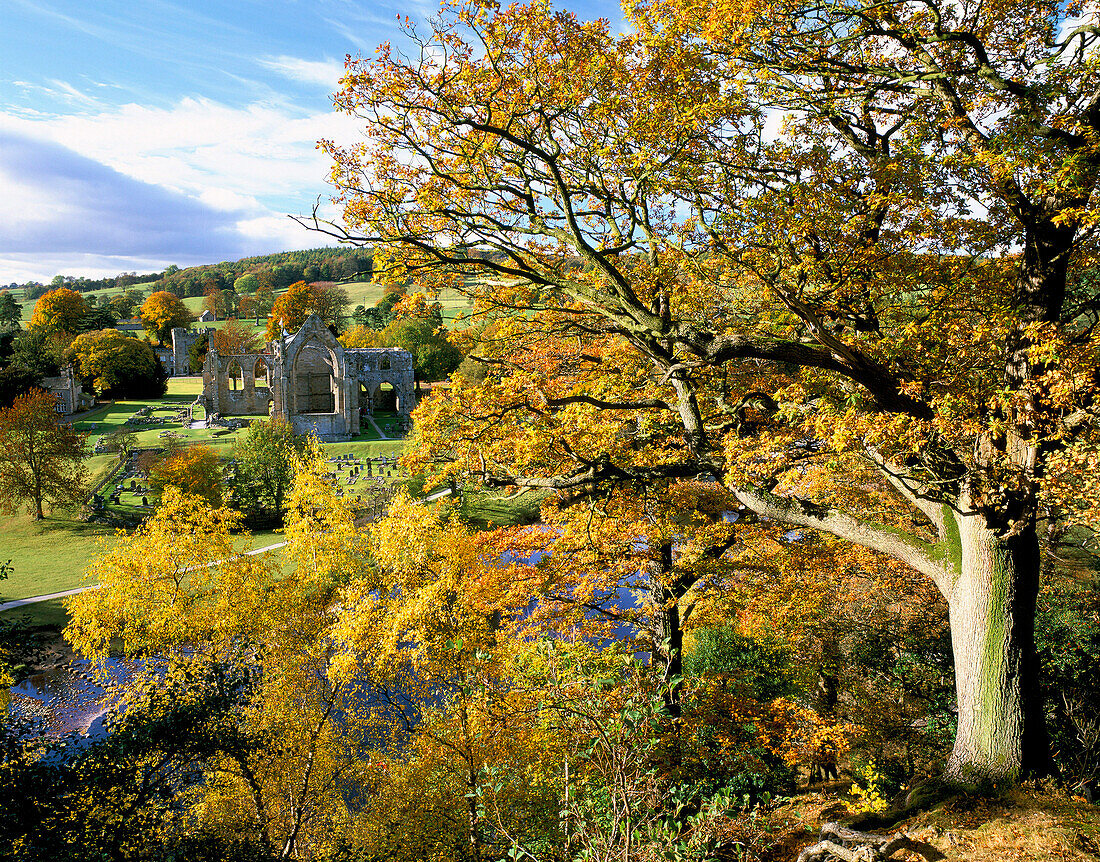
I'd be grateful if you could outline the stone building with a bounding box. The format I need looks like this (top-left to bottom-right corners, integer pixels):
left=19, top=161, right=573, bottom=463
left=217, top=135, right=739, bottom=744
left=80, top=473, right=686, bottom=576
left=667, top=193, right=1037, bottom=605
left=41, top=365, right=91, bottom=416
left=201, top=314, right=416, bottom=441
left=163, top=326, right=216, bottom=377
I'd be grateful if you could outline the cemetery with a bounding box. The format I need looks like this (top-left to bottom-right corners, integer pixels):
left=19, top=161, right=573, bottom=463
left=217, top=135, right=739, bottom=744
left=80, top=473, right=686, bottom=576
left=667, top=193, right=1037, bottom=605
left=0, top=373, right=409, bottom=615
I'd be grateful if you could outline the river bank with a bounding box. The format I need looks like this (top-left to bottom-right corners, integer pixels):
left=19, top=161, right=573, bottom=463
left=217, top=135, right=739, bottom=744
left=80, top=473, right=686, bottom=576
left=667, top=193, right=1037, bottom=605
left=3, top=620, right=76, bottom=682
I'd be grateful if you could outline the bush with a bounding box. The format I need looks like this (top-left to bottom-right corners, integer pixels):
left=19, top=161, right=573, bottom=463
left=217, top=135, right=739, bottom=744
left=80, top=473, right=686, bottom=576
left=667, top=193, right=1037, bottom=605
left=1036, top=571, right=1100, bottom=783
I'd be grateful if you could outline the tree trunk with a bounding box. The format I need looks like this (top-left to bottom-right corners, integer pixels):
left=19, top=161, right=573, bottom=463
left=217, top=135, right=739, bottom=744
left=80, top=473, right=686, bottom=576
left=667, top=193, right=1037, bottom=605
left=943, top=509, right=1047, bottom=785
left=649, top=543, right=684, bottom=720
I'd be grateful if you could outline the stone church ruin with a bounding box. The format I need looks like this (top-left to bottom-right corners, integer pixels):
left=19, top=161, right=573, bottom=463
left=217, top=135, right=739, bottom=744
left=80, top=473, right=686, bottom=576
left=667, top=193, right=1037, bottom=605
left=195, top=314, right=415, bottom=441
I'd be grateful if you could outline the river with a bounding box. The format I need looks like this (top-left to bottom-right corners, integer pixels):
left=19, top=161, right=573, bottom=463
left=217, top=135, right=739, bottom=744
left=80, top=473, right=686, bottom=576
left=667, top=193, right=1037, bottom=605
left=6, top=657, right=139, bottom=740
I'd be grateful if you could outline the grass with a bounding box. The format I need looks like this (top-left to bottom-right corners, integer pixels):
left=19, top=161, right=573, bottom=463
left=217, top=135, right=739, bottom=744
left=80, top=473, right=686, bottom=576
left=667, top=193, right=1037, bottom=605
left=0, top=597, right=70, bottom=630
left=0, top=510, right=118, bottom=602
left=71, top=376, right=255, bottom=453
left=339, top=280, right=475, bottom=325
left=454, top=488, right=550, bottom=529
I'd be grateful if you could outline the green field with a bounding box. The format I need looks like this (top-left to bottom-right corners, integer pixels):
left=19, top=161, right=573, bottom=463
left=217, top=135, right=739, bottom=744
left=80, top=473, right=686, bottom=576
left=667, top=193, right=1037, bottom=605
left=71, top=378, right=253, bottom=454
left=1, top=373, right=410, bottom=618
left=0, top=511, right=119, bottom=602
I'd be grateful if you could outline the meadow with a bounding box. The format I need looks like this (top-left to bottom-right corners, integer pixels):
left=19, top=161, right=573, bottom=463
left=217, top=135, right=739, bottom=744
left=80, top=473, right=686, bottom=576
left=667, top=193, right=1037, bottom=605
left=1, top=375, right=406, bottom=625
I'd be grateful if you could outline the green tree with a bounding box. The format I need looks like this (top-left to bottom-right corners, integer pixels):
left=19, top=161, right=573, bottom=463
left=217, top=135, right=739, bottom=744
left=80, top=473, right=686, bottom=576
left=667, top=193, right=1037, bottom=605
left=6, top=327, right=65, bottom=378
left=227, top=419, right=310, bottom=527
left=0, top=290, right=21, bottom=331
left=188, top=333, right=210, bottom=374
left=0, top=388, right=87, bottom=520
left=234, top=272, right=261, bottom=295
left=378, top=319, right=461, bottom=391
left=0, top=365, right=40, bottom=409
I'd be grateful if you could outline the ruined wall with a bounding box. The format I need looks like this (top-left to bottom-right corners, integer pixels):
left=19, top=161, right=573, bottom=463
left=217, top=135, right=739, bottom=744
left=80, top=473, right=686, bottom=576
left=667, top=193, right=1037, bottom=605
left=169, top=327, right=215, bottom=377
left=203, top=348, right=274, bottom=416
left=201, top=315, right=416, bottom=442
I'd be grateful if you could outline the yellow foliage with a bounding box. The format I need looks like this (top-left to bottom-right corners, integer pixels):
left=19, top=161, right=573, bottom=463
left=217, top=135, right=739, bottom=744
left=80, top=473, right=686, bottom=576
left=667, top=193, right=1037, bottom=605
left=66, top=488, right=275, bottom=661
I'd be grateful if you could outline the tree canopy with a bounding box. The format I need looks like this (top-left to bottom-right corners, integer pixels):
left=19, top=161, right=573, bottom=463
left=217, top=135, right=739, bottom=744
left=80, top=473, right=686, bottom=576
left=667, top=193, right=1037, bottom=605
left=0, top=388, right=88, bottom=520
left=29, top=288, right=90, bottom=338
left=68, top=328, right=165, bottom=398
left=266, top=281, right=351, bottom=339
left=227, top=418, right=311, bottom=527
left=140, top=290, right=194, bottom=344
left=311, top=0, right=1100, bottom=786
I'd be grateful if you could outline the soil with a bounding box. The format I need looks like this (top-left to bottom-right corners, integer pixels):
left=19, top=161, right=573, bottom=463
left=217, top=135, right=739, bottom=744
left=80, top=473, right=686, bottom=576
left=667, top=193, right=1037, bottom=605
left=748, top=784, right=1100, bottom=861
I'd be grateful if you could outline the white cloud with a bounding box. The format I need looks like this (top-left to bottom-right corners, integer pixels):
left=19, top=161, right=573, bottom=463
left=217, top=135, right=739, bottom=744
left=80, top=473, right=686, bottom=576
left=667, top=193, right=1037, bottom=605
left=0, top=124, right=347, bottom=283
left=0, top=96, right=364, bottom=211
left=259, top=55, right=347, bottom=89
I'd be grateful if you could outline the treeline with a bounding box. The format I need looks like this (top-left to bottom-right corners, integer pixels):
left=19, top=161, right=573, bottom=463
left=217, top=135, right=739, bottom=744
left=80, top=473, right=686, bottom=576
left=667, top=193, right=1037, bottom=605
left=153, top=248, right=372, bottom=299
left=5, top=272, right=165, bottom=302
left=1, top=247, right=373, bottom=302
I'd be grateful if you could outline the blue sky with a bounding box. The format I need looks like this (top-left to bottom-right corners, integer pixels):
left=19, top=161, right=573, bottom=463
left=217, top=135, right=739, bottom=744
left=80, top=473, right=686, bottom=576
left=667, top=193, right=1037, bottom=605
left=0, top=0, right=618, bottom=284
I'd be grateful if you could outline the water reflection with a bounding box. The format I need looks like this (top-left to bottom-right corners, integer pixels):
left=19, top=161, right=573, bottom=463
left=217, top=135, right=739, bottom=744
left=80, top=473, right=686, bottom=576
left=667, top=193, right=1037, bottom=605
left=7, top=658, right=139, bottom=740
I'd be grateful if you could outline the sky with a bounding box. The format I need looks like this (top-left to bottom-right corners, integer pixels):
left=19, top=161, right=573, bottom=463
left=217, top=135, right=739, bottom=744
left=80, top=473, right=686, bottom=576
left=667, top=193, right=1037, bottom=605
left=0, top=0, right=617, bottom=285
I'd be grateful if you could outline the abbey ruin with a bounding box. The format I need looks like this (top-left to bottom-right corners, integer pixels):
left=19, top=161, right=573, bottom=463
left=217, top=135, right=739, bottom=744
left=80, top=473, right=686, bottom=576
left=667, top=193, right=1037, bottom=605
left=168, top=315, right=416, bottom=441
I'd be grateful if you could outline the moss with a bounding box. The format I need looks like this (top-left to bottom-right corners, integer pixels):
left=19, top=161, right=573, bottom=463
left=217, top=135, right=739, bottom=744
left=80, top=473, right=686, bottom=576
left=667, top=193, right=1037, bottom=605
left=939, top=504, right=963, bottom=582
left=978, top=538, right=1013, bottom=769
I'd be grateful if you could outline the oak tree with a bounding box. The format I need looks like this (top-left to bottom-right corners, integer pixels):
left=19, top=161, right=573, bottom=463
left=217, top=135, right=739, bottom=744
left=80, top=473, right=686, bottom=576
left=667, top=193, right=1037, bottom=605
left=313, top=1, right=1100, bottom=786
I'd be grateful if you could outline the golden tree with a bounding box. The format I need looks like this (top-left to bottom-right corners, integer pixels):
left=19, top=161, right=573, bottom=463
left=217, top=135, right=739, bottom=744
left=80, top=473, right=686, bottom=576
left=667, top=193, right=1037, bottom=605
left=29, top=287, right=89, bottom=337
left=0, top=388, right=87, bottom=520
left=139, top=290, right=193, bottom=344
left=67, top=466, right=373, bottom=858
left=311, top=1, right=1100, bottom=786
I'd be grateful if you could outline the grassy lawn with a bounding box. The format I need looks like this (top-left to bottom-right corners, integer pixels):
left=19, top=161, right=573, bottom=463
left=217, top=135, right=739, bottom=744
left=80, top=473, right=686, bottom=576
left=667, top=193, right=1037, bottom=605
left=72, top=377, right=255, bottom=453
left=0, top=597, right=70, bottom=630
left=339, top=279, right=475, bottom=325
left=455, top=488, right=550, bottom=529
left=0, top=510, right=118, bottom=602
left=0, top=530, right=287, bottom=631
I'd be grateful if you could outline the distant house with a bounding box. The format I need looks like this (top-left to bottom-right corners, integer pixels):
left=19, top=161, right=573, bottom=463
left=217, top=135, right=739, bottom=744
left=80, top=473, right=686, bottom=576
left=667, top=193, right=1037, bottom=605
left=116, top=319, right=144, bottom=332
left=41, top=365, right=92, bottom=416
left=198, top=309, right=216, bottom=322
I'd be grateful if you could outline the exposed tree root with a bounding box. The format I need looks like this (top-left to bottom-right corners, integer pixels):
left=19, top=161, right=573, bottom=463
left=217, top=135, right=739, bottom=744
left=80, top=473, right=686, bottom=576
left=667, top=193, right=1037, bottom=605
left=796, top=822, right=947, bottom=862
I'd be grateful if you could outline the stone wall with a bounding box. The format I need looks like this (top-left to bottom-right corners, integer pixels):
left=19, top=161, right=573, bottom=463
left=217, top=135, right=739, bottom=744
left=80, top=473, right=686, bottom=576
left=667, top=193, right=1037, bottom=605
left=200, top=315, right=415, bottom=441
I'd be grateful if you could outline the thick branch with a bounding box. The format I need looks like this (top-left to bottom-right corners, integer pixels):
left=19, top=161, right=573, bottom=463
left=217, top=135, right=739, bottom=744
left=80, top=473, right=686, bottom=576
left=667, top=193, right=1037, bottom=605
left=729, top=483, right=949, bottom=590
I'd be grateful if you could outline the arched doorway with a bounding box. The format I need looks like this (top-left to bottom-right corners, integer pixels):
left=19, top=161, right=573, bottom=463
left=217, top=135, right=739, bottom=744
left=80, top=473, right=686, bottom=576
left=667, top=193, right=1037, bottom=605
left=375, top=381, right=397, bottom=412
left=254, top=358, right=269, bottom=391
left=292, top=339, right=337, bottom=414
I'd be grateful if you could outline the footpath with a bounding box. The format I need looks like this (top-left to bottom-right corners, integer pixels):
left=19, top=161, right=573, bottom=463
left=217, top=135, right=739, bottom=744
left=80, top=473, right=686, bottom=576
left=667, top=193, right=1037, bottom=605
left=0, top=542, right=288, bottom=613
